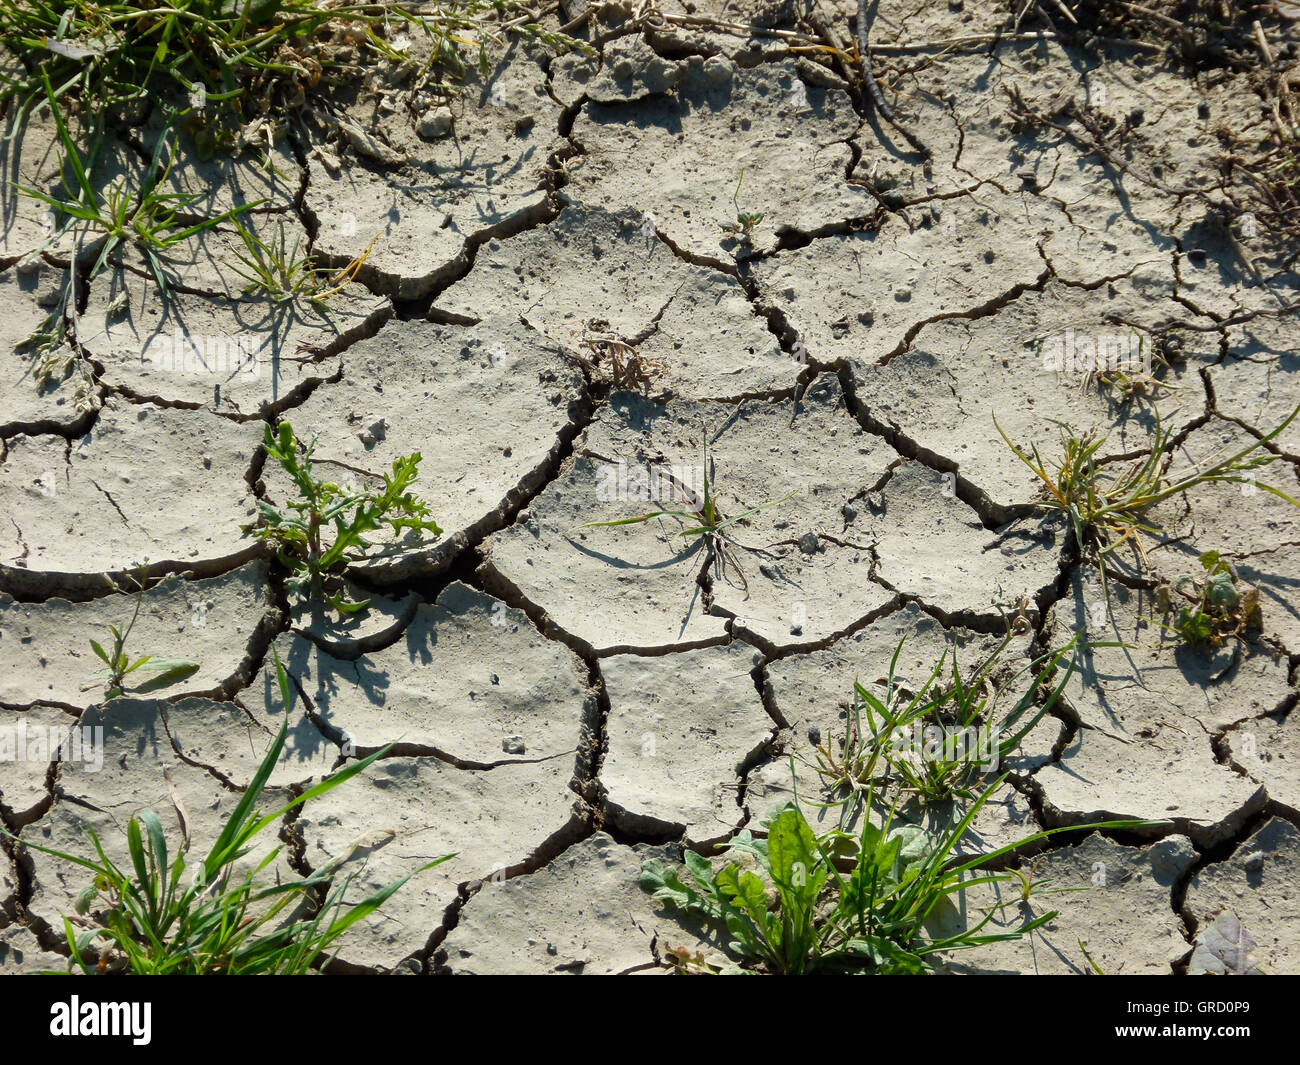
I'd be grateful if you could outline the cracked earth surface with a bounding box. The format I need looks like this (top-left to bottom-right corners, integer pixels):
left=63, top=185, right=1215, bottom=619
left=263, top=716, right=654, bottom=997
left=2, top=1, right=1300, bottom=974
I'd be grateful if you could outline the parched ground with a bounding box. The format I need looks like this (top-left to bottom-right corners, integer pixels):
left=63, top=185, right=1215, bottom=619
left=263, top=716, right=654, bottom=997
left=2, top=0, right=1299, bottom=974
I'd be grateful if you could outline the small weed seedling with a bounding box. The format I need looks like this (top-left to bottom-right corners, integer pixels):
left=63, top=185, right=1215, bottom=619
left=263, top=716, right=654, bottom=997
left=13, top=77, right=257, bottom=407
left=720, top=168, right=763, bottom=243
left=1155, top=550, right=1262, bottom=649
left=1002, top=854, right=1088, bottom=910
left=576, top=440, right=795, bottom=598
left=84, top=564, right=199, bottom=700
left=15, top=75, right=261, bottom=302
left=1079, top=938, right=1107, bottom=975
left=229, top=219, right=324, bottom=304
left=1080, top=336, right=1179, bottom=405
left=994, top=403, right=1300, bottom=582
left=6, top=651, right=452, bottom=974
left=806, top=628, right=1080, bottom=813
left=17, top=290, right=98, bottom=413
left=230, top=221, right=379, bottom=307
left=244, top=422, right=442, bottom=615
left=641, top=782, right=1146, bottom=974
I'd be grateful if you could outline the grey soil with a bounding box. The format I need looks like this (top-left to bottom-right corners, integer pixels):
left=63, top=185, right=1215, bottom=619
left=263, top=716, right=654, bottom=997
left=2, top=1, right=1299, bottom=974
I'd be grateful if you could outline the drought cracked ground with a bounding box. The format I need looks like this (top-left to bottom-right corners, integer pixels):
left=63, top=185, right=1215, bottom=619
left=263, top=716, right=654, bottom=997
left=1, top=0, right=1299, bottom=975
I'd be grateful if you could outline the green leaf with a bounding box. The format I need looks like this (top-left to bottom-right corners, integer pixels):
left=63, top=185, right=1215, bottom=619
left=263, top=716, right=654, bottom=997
left=1206, top=572, right=1239, bottom=610
left=682, top=849, right=716, bottom=892
left=767, top=806, right=818, bottom=886
left=73, top=883, right=99, bottom=916
left=128, top=660, right=201, bottom=694
left=766, top=803, right=825, bottom=931
left=717, top=864, right=769, bottom=930
left=326, top=593, right=371, bottom=615
left=640, top=860, right=703, bottom=911
left=269, top=644, right=294, bottom=717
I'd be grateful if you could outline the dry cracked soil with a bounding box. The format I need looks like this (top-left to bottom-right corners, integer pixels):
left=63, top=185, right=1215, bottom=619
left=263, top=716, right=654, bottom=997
left=1, top=0, right=1299, bottom=976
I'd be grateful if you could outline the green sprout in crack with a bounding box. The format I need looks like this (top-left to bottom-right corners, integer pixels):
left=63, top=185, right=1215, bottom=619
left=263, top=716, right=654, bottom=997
left=574, top=439, right=795, bottom=599
left=10, top=73, right=257, bottom=409
left=15, top=303, right=98, bottom=412
left=4, top=6, right=590, bottom=408
left=720, top=168, right=763, bottom=243
left=14, top=74, right=262, bottom=301
left=803, top=622, right=1081, bottom=815
left=6, top=649, right=452, bottom=974
left=1036, top=330, right=1181, bottom=407
left=229, top=219, right=379, bottom=307
left=83, top=562, right=200, bottom=701
left=9, top=74, right=254, bottom=412
left=229, top=219, right=322, bottom=303
left=994, top=403, right=1300, bottom=591
left=1081, top=334, right=1182, bottom=406
left=243, top=421, right=442, bottom=616
left=641, top=778, right=1150, bottom=975
left=1153, top=549, right=1263, bottom=650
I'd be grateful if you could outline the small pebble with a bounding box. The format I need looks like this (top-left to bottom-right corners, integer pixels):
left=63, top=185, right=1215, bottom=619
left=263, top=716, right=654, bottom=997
left=358, top=418, right=388, bottom=447
left=702, top=56, right=734, bottom=87
left=417, top=106, right=454, bottom=139
left=1148, top=837, right=1194, bottom=879
left=503, top=736, right=526, bottom=755
left=798, top=532, right=819, bottom=554
left=1243, top=852, right=1266, bottom=873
